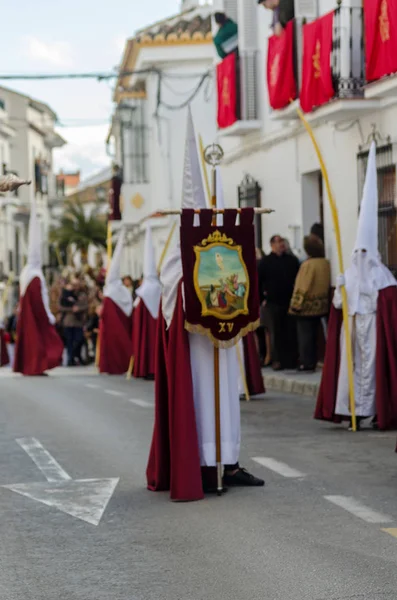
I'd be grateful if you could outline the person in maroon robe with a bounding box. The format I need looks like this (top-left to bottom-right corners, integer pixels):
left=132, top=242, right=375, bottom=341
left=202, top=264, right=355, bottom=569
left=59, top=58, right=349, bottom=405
left=14, top=200, right=63, bottom=376
left=99, top=227, right=133, bottom=375
left=131, top=222, right=161, bottom=380
left=315, top=142, right=397, bottom=431
left=147, top=108, right=264, bottom=501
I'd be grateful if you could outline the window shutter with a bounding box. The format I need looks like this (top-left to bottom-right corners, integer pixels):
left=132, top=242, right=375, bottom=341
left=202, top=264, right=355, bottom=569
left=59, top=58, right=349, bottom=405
left=237, top=0, right=258, bottom=121
left=224, top=0, right=238, bottom=23
left=294, top=0, right=318, bottom=20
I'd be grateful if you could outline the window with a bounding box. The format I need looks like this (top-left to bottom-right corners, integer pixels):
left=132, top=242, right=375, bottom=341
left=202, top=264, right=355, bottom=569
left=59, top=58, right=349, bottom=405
left=0, top=99, right=5, bottom=111
left=357, top=143, right=397, bottom=276
left=238, top=174, right=262, bottom=249
left=121, top=102, right=149, bottom=185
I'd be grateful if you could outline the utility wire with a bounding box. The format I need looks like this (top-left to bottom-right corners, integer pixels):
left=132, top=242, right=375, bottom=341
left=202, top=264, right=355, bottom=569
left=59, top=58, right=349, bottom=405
left=0, top=67, right=211, bottom=82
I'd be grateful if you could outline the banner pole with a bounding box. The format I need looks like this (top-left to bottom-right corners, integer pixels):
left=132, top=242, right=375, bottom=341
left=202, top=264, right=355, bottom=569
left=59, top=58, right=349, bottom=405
left=199, top=134, right=211, bottom=207
left=296, top=106, right=357, bottom=432
left=157, top=221, right=177, bottom=274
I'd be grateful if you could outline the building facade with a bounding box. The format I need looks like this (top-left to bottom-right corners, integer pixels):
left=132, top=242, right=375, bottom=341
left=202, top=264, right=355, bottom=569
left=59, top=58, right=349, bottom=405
left=213, top=0, right=397, bottom=283
left=0, top=86, right=65, bottom=290
left=108, top=1, right=216, bottom=277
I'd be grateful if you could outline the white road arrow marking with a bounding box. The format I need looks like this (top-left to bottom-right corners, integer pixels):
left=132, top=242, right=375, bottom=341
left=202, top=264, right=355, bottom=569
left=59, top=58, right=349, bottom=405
left=3, top=438, right=119, bottom=526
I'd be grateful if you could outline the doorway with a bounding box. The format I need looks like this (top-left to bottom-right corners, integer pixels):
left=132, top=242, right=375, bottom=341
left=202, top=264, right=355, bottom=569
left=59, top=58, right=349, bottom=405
left=301, top=170, right=324, bottom=242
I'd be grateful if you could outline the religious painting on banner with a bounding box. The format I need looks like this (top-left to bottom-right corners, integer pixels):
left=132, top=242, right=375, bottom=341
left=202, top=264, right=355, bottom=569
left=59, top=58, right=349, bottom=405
left=365, top=0, right=397, bottom=82
left=217, top=53, right=238, bottom=129
left=180, top=208, right=260, bottom=348
left=267, top=20, right=296, bottom=110
left=300, top=11, right=334, bottom=113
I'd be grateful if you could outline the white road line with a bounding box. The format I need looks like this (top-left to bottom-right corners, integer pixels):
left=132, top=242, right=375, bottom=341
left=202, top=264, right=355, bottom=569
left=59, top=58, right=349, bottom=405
left=324, top=495, right=393, bottom=524
left=128, top=398, right=154, bottom=408
left=17, top=438, right=71, bottom=482
left=85, top=383, right=100, bottom=389
left=104, top=389, right=124, bottom=397
left=251, top=457, right=306, bottom=478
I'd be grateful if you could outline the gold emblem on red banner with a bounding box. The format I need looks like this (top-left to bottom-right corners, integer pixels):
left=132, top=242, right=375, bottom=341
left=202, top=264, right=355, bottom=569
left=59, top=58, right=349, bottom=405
left=270, top=53, right=281, bottom=88
left=379, top=0, right=390, bottom=43
left=312, top=40, right=321, bottom=79
left=222, top=76, right=230, bottom=107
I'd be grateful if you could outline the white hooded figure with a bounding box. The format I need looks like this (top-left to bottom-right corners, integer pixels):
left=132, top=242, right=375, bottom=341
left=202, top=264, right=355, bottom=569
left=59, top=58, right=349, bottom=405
left=135, top=222, right=162, bottom=319
left=104, top=227, right=133, bottom=318
left=334, top=142, right=397, bottom=419
left=160, top=108, right=241, bottom=468
left=19, top=197, right=55, bottom=325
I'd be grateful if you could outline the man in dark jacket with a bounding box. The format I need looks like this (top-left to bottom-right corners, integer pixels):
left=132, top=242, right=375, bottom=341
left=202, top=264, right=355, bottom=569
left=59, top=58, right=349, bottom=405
left=258, top=0, right=295, bottom=35
left=213, top=12, right=238, bottom=59
left=258, top=234, right=300, bottom=370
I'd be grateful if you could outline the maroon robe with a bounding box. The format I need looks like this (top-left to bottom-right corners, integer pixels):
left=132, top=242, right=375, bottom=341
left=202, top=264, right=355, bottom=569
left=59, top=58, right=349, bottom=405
left=99, top=297, right=132, bottom=375
left=146, top=283, right=204, bottom=501
left=0, top=330, right=9, bottom=367
left=14, top=277, right=63, bottom=376
left=131, top=299, right=157, bottom=378
left=243, top=332, right=265, bottom=396
left=315, top=286, right=397, bottom=430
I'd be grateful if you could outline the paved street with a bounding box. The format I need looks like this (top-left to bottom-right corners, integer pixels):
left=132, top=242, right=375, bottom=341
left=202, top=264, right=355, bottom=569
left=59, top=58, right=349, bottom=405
left=0, top=367, right=397, bottom=600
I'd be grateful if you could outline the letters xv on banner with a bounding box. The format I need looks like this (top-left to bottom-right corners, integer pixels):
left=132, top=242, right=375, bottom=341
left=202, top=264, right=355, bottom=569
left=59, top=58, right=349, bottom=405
left=365, top=0, right=397, bottom=82
left=267, top=21, right=297, bottom=110
left=217, top=53, right=238, bottom=129
left=300, top=11, right=334, bottom=113
left=180, top=209, right=260, bottom=348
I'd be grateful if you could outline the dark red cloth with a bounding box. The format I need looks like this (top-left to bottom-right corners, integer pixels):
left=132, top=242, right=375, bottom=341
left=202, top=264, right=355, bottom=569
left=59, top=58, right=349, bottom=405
left=132, top=299, right=157, bottom=378
left=365, top=0, right=397, bottom=82
left=109, top=175, right=122, bottom=221
left=14, top=277, right=63, bottom=376
left=146, top=283, right=204, bottom=501
left=0, top=330, right=9, bottom=367
left=243, top=332, right=265, bottom=396
left=300, top=11, right=334, bottom=113
left=267, top=20, right=296, bottom=110
left=315, top=287, right=397, bottom=430
left=99, top=297, right=132, bottom=375
left=217, top=52, right=238, bottom=129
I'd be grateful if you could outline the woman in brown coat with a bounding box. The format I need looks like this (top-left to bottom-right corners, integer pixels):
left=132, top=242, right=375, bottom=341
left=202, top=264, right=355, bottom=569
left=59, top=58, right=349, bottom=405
left=289, top=235, right=331, bottom=371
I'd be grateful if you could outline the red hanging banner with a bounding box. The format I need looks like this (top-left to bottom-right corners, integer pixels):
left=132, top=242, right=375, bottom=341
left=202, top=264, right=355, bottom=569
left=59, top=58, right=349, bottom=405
left=365, top=0, right=397, bottom=82
left=217, top=53, right=238, bottom=129
left=180, top=208, right=260, bottom=348
left=267, top=20, right=297, bottom=110
left=300, top=11, right=335, bottom=113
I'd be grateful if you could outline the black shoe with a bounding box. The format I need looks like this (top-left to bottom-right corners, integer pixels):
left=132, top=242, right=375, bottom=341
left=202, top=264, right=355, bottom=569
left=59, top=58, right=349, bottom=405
left=348, top=417, right=362, bottom=431
left=223, top=467, right=265, bottom=487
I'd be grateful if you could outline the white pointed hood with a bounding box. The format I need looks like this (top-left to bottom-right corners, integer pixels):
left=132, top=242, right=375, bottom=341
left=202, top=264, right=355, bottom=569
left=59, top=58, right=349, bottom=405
left=104, top=227, right=133, bottom=317
left=336, top=141, right=396, bottom=315
left=160, top=106, right=207, bottom=327
left=136, top=222, right=162, bottom=319
left=19, top=198, right=56, bottom=325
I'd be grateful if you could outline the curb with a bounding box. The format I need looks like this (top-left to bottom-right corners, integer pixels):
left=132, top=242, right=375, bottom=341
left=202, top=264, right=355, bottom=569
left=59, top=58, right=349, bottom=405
left=263, top=374, right=319, bottom=398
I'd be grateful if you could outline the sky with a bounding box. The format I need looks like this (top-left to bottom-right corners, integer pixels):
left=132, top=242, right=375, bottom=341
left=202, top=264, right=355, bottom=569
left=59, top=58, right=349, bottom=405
left=0, top=0, right=181, bottom=180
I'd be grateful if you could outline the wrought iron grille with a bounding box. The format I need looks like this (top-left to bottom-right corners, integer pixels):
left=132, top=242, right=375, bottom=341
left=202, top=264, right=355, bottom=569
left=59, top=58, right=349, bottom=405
left=121, top=102, right=149, bottom=185
left=357, top=143, right=397, bottom=276
left=237, top=173, right=262, bottom=248
left=332, top=6, right=365, bottom=99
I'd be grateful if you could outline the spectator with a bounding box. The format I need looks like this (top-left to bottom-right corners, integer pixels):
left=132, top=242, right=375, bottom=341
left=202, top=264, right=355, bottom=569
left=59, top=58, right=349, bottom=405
left=85, top=287, right=103, bottom=362
left=59, top=278, right=88, bottom=367
left=310, top=222, right=324, bottom=243
left=213, top=12, right=238, bottom=59
left=122, top=276, right=134, bottom=294
left=5, top=303, right=18, bottom=366
left=258, top=234, right=300, bottom=370
left=289, top=235, right=330, bottom=372
left=258, top=0, right=295, bottom=36
left=255, top=248, right=269, bottom=365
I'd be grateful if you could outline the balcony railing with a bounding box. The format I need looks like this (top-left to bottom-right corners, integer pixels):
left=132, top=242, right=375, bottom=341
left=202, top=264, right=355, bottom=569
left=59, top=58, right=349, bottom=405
left=332, top=6, right=365, bottom=99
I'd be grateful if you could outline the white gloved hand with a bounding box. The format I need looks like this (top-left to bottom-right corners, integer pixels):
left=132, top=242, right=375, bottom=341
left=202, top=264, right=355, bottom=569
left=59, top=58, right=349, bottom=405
left=336, top=274, right=346, bottom=288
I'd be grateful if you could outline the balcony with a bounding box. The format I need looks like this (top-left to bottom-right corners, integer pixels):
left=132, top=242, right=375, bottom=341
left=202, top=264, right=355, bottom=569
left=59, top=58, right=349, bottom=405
left=270, top=5, right=379, bottom=125
left=217, top=50, right=261, bottom=137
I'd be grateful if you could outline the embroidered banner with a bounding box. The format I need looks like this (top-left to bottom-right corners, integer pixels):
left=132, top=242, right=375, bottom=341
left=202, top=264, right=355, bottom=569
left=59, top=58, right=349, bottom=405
left=300, top=11, right=335, bottom=113
left=217, top=53, right=238, bottom=129
left=365, top=0, right=397, bottom=82
left=180, top=208, right=259, bottom=348
left=267, top=20, right=297, bottom=110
